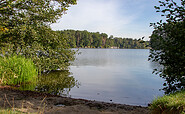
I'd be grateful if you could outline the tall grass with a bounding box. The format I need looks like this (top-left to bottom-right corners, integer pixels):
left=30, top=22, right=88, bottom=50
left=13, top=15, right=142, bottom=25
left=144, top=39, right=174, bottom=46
left=0, top=55, right=38, bottom=86
left=149, top=90, right=185, bottom=114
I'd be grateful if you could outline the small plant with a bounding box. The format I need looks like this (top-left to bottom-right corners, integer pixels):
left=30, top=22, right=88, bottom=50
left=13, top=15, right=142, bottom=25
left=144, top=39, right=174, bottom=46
left=0, top=55, right=38, bottom=86
left=149, top=90, right=185, bottom=114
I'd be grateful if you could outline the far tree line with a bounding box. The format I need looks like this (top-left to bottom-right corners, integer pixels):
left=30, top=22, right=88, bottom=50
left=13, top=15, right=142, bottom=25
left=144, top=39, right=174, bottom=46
left=56, top=30, right=149, bottom=49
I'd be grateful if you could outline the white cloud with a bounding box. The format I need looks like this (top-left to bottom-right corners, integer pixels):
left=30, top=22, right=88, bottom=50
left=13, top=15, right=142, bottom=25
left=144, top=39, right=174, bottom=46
left=51, top=0, right=160, bottom=40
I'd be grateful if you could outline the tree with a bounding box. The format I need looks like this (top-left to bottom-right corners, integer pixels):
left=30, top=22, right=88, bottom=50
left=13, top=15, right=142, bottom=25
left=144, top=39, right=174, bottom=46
left=101, top=33, right=108, bottom=47
left=82, top=30, right=90, bottom=47
left=149, top=0, right=185, bottom=93
left=92, top=32, right=102, bottom=48
left=0, top=0, right=77, bottom=72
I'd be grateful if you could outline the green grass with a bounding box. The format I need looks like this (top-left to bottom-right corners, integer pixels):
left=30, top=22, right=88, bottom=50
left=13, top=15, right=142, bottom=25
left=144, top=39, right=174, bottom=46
left=0, top=55, right=38, bottom=86
left=149, top=90, right=185, bottom=114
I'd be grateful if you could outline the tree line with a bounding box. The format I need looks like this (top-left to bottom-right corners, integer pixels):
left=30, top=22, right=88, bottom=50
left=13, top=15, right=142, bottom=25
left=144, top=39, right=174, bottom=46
left=56, top=30, right=149, bottom=49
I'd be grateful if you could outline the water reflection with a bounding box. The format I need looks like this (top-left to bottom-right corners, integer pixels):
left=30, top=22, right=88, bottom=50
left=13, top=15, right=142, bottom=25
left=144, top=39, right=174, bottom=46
left=73, top=49, right=150, bottom=67
left=69, top=49, right=164, bottom=106
left=20, top=70, right=80, bottom=96
left=73, top=49, right=110, bottom=66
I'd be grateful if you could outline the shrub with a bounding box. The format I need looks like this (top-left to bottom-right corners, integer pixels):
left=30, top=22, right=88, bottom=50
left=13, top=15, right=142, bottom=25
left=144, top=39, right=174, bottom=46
left=149, top=90, right=185, bottom=114
left=0, top=55, right=38, bottom=86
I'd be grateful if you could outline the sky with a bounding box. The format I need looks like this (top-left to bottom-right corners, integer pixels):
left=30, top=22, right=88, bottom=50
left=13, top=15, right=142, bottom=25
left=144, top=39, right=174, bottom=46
left=51, top=0, right=162, bottom=40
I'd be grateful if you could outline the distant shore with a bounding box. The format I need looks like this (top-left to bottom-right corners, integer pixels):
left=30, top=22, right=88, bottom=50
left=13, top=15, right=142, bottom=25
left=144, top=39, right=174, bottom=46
left=74, top=47, right=150, bottom=49
left=0, top=86, right=149, bottom=114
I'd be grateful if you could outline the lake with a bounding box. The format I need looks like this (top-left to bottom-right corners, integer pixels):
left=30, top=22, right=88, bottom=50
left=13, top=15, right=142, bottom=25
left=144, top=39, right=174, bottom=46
left=68, top=49, right=164, bottom=106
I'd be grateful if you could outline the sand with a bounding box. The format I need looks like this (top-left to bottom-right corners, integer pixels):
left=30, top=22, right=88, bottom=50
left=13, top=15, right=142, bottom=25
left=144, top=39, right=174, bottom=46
left=0, top=86, right=150, bottom=114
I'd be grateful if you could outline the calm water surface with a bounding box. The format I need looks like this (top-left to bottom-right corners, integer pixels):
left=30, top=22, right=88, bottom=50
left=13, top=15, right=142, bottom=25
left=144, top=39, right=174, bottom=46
left=68, top=49, right=164, bottom=106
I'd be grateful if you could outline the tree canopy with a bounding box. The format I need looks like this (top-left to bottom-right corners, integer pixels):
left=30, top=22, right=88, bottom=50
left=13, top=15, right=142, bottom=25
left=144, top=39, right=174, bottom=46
left=0, top=0, right=77, bottom=73
left=57, top=30, right=149, bottom=49
left=149, top=0, right=185, bottom=93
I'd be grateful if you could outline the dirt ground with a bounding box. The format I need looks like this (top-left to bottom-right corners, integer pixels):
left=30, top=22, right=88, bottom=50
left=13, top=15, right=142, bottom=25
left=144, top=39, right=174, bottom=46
left=0, top=86, right=150, bottom=114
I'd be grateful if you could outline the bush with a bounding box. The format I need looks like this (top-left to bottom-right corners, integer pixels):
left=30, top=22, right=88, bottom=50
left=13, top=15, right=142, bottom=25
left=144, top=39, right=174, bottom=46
left=149, top=90, right=185, bottom=114
left=0, top=55, right=38, bottom=85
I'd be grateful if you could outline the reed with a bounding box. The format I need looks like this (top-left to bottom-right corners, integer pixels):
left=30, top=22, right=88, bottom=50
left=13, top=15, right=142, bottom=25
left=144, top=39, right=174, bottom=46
left=0, top=55, right=38, bottom=86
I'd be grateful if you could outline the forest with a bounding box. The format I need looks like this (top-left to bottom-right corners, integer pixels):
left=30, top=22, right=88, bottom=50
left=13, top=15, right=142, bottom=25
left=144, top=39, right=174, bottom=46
left=57, top=30, right=149, bottom=49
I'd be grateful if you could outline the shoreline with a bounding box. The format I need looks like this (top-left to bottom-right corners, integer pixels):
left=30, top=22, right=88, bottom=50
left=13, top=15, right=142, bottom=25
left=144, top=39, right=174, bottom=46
left=0, top=86, right=150, bottom=114
left=73, top=48, right=149, bottom=49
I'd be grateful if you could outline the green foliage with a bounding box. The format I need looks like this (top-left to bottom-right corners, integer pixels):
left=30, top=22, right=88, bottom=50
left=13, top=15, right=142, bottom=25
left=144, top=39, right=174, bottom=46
left=57, top=30, right=149, bottom=49
left=0, top=0, right=77, bottom=73
left=0, top=55, right=38, bottom=86
left=149, top=90, right=185, bottom=114
left=149, top=0, right=185, bottom=93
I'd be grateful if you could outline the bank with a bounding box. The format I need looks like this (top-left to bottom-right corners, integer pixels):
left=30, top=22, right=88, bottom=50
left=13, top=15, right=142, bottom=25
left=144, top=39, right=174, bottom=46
left=0, top=86, right=149, bottom=114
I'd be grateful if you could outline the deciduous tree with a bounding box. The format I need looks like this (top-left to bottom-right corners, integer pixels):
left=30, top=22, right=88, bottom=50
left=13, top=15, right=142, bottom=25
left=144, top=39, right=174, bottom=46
left=149, top=0, right=185, bottom=93
left=0, top=0, right=77, bottom=72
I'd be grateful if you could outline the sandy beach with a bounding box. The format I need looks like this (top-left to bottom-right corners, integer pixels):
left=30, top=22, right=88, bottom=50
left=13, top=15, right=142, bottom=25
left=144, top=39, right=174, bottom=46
left=0, top=86, right=150, bottom=114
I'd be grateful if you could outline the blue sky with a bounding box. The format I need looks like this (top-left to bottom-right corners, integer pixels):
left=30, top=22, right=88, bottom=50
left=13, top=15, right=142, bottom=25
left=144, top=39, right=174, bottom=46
left=51, top=0, right=162, bottom=40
